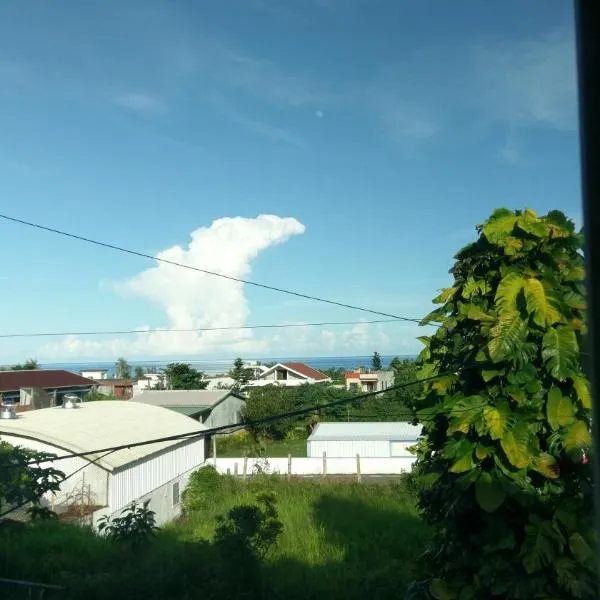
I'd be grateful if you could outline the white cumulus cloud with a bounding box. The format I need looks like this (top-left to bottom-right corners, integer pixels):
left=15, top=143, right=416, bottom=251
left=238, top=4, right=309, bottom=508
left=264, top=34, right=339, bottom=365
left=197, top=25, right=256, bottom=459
left=41, top=215, right=305, bottom=358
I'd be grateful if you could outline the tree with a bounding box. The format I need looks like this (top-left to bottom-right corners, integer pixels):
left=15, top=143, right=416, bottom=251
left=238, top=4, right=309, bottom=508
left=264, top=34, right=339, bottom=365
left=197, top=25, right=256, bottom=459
left=229, top=358, right=251, bottom=391
left=0, top=442, right=64, bottom=519
left=11, top=358, right=39, bottom=370
left=242, top=385, right=295, bottom=439
left=115, top=357, right=130, bottom=379
left=163, top=363, right=208, bottom=390
left=389, top=357, right=421, bottom=408
left=134, top=366, right=145, bottom=379
left=407, top=209, right=594, bottom=599
left=371, top=351, right=382, bottom=371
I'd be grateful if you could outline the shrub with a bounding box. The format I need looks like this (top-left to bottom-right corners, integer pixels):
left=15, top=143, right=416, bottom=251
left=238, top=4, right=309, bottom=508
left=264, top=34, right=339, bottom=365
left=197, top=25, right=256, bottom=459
left=98, top=502, right=158, bottom=546
left=408, top=209, right=594, bottom=599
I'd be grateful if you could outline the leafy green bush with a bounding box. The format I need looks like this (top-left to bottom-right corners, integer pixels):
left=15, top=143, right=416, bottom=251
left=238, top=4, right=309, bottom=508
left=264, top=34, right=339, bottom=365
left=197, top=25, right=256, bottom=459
left=408, top=209, right=595, bottom=599
left=98, top=502, right=157, bottom=546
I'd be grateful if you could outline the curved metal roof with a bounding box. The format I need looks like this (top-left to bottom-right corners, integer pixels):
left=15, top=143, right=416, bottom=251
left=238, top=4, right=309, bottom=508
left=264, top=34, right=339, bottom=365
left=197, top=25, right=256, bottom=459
left=0, top=401, right=206, bottom=471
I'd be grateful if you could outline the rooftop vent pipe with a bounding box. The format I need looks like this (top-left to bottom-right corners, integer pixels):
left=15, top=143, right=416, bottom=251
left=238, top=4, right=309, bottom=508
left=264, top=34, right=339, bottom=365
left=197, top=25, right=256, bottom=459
left=62, top=394, right=81, bottom=409
left=0, top=403, right=17, bottom=420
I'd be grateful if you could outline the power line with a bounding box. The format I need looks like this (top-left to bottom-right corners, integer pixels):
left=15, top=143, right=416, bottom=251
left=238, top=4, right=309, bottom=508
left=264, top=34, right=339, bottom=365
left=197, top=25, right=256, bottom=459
left=0, top=319, right=408, bottom=339
left=0, top=449, right=117, bottom=520
left=0, top=213, right=429, bottom=324
left=7, top=369, right=475, bottom=468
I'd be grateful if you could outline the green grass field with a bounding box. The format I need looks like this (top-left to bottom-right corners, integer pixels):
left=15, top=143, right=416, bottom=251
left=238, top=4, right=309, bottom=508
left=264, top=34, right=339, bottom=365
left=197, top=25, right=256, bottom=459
left=0, top=474, right=428, bottom=600
left=172, top=475, right=429, bottom=599
left=216, top=436, right=307, bottom=457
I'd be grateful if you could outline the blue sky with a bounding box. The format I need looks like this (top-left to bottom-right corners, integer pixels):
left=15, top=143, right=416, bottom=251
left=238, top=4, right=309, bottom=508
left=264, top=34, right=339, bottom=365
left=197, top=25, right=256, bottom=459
left=0, top=0, right=581, bottom=363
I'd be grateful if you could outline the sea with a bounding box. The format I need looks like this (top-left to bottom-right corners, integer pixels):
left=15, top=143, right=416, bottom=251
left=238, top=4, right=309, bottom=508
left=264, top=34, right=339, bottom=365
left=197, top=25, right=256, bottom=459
left=42, top=355, right=415, bottom=377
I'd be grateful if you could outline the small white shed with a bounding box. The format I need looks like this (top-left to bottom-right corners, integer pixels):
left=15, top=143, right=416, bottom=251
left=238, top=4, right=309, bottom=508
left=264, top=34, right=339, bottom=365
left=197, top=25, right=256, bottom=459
left=0, top=401, right=207, bottom=526
left=307, top=422, right=422, bottom=458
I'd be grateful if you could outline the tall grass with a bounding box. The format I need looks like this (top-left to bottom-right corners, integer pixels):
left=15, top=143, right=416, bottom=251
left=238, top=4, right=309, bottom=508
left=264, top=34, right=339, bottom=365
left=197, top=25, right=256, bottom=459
left=0, top=474, right=429, bottom=600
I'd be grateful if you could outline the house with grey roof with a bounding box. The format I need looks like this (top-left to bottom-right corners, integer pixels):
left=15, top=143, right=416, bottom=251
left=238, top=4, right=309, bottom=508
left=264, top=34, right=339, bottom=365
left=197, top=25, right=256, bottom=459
left=131, top=389, right=246, bottom=429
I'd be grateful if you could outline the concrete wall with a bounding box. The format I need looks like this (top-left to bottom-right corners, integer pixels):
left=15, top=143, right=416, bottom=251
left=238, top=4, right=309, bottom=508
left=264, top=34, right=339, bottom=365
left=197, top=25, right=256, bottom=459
left=202, top=395, right=245, bottom=429
left=209, top=456, right=415, bottom=476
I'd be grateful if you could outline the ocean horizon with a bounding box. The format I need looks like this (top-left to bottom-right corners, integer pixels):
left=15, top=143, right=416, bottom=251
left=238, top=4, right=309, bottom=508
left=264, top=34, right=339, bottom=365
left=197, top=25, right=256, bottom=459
left=41, top=354, right=416, bottom=377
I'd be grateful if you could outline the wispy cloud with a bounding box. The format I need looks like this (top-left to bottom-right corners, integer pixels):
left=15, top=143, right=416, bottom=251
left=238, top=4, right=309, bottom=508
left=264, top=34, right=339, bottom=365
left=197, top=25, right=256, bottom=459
left=113, top=92, right=165, bottom=115
left=474, top=29, right=577, bottom=132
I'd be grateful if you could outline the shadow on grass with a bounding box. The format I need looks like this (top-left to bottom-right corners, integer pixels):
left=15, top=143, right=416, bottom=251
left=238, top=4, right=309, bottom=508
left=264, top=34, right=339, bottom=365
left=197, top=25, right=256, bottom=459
left=266, top=493, right=430, bottom=600
left=0, top=485, right=428, bottom=600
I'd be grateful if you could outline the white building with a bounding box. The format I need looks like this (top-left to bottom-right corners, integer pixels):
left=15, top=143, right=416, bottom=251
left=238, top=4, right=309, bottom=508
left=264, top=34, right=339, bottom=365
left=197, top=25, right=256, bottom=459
left=132, top=373, right=165, bottom=396
left=0, top=401, right=206, bottom=526
left=248, top=362, right=331, bottom=388
left=344, top=369, right=395, bottom=393
left=132, top=389, right=246, bottom=429
left=79, top=368, right=109, bottom=380
left=307, top=422, right=421, bottom=458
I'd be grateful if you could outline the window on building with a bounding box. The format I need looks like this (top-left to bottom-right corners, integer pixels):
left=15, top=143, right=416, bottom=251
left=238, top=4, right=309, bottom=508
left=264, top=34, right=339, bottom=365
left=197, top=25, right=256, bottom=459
left=172, top=481, right=180, bottom=507
left=277, top=369, right=288, bottom=380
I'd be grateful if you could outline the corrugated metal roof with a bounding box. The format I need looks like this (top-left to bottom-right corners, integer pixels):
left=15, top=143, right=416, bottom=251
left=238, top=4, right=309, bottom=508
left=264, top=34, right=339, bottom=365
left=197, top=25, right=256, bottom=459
left=0, top=401, right=206, bottom=472
left=131, top=390, right=236, bottom=408
left=308, top=422, right=421, bottom=442
left=0, top=369, right=97, bottom=392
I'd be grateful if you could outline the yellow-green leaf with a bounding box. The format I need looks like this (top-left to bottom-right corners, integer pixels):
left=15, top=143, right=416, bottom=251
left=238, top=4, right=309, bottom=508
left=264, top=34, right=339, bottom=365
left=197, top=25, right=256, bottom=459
left=483, top=210, right=517, bottom=245
left=546, top=387, right=575, bottom=430
left=571, top=374, right=591, bottom=410
left=517, top=213, right=550, bottom=238
left=488, top=312, right=527, bottom=362
left=501, top=425, right=531, bottom=469
left=432, top=375, right=456, bottom=394
left=449, top=452, right=475, bottom=473
left=524, top=278, right=560, bottom=326
left=484, top=401, right=510, bottom=440
left=433, top=287, right=457, bottom=304
left=466, top=305, right=494, bottom=322
left=475, top=472, right=506, bottom=512
left=475, top=444, right=493, bottom=460
left=506, top=386, right=526, bottom=404
left=504, top=236, right=523, bottom=256
left=495, top=272, right=525, bottom=313
left=562, top=421, right=592, bottom=451
left=482, top=369, right=504, bottom=382
left=532, top=453, right=560, bottom=479
left=542, top=326, right=579, bottom=381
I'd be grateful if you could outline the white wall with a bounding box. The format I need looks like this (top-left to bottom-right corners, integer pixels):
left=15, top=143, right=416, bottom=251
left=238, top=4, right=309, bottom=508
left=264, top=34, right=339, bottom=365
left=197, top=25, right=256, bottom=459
left=81, top=370, right=108, bottom=380
left=109, top=438, right=205, bottom=513
left=0, top=434, right=109, bottom=508
left=209, top=456, right=415, bottom=476
left=307, top=439, right=416, bottom=458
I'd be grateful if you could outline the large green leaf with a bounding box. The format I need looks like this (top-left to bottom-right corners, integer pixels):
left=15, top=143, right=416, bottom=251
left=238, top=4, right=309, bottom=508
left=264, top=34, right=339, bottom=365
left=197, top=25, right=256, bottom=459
left=516, top=214, right=550, bottom=239
left=542, top=326, right=579, bottom=381
left=484, top=401, right=510, bottom=440
left=522, top=523, right=556, bottom=574
left=420, top=306, right=447, bottom=326
left=429, top=579, right=457, bottom=600
left=449, top=451, right=475, bottom=473
left=461, top=277, right=490, bottom=300
left=562, top=421, right=592, bottom=451
left=495, top=271, right=525, bottom=313
left=532, top=453, right=560, bottom=479
left=483, top=209, right=517, bottom=245
left=501, top=423, right=531, bottom=469
left=488, top=311, right=527, bottom=362
left=524, top=278, right=560, bottom=327
left=571, top=374, right=592, bottom=409
left=475, top=472, right=506, bottom=513
left=433, top=287, right=456, bottom=304
left=546, top=387, right=576, bottom=430
left=569, top=533, right=594, bottom=566
left=466, top=305, right=494, bottom=322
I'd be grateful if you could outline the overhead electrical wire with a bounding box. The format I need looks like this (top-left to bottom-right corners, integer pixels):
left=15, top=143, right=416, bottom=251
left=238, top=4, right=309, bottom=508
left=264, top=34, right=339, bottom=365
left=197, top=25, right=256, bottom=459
left=0, top=213, right=431, bottom=324
left=0, top=318, right=410, bottom=339
left=4, top=369, right=481, bottom=468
